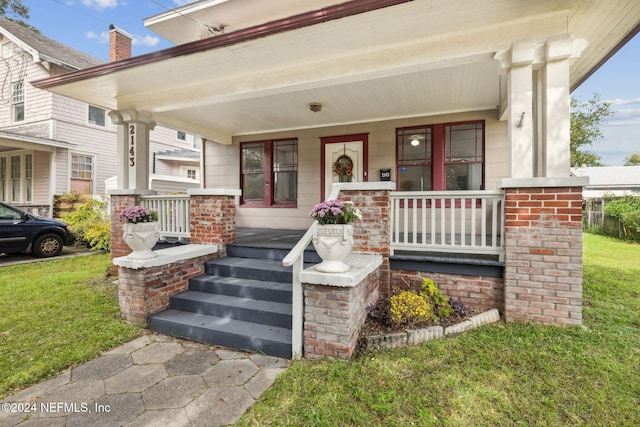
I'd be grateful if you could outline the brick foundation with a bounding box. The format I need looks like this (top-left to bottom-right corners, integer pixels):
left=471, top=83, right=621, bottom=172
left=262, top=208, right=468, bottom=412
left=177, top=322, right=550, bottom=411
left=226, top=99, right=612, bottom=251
left=502, top=181, right=584, bottom=326
left=391, top=269, right=504, bottom=312
left=303, top=267, right=379, bottom=359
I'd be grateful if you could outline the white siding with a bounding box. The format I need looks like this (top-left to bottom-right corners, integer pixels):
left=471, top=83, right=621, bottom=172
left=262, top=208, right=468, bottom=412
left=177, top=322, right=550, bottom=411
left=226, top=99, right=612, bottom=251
left=32, top=151, right=50, bottom=204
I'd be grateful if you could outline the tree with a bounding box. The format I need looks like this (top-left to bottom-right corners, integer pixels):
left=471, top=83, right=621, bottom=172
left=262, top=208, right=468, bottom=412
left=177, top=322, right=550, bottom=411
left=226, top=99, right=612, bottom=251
left=624, top=153, right=640, bottom=166
left=0, top=0, right=32, bottom=30
left=570, top=94, right=614, bottom=167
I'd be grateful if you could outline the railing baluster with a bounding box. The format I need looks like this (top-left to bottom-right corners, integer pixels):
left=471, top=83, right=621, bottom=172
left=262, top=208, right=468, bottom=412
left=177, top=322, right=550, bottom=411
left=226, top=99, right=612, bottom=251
left=430, top=197, right=436, bottom=247
left=421, top=198, right=427, bottom=247
left=461, top=197, right=466, bottom=246
left=481, top=198, right=487, bottom=247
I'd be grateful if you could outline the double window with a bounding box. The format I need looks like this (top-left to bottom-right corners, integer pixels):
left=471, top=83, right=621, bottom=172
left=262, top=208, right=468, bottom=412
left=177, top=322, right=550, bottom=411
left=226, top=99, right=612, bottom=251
left=396, top=121, right=484, bottom=191
left=241, top=139, right=298, bottom=207
left=0, top=152, right=32, bottom=203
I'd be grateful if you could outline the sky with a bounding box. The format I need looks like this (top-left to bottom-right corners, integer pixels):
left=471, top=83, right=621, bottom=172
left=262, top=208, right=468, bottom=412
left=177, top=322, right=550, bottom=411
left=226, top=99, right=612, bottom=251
left=18, top=0, right=640, bottom=166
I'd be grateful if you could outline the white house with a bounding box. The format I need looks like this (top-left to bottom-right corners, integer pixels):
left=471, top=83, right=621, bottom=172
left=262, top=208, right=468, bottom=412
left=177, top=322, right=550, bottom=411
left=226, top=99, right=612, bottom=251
left=30, top=0, right=640, bottom=359
left=571, top=166, right=640, bottom=198
left=0, top=18, right=201, bottom=217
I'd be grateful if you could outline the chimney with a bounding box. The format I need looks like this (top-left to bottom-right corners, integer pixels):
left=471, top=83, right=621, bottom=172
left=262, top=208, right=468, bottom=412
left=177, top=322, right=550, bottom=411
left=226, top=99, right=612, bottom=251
left=109, top=24, right=132, bottom=62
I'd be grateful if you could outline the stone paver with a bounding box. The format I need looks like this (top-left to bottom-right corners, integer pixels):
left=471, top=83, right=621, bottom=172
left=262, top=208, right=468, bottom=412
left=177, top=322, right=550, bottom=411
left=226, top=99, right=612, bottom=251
left=131, top=341, right=184, bottom=364
left=104, top=364, right=168, bottom=394
left=0, top=333, right=289, bottom=426
left=142, top=375, right=207, bottom=409
left=202, top=359, right=260, bottom=387
left=165, top=350, right=219, bottom=375
left=71, top=354, right=133, bottom=381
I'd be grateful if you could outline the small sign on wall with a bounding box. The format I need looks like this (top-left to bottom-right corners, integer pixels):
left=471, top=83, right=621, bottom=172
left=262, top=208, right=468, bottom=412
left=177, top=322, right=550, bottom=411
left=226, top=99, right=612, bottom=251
left=379, top=169, right=391, bottom=181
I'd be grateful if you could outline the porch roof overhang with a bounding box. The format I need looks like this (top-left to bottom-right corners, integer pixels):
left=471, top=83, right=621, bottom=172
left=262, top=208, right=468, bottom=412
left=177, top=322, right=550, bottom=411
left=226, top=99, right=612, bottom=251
left=0, top=130, right=75, bottom=153
left=31, top=0, right=640, bottom=145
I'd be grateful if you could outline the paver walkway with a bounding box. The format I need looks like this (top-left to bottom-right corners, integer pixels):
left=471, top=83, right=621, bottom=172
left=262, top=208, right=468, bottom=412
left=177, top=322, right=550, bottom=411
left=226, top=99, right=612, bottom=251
left=0, top=333, right=289, bottom=426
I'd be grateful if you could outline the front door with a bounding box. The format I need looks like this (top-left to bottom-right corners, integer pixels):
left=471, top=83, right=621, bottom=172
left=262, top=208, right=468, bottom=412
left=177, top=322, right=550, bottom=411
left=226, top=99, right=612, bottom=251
left=321, top=134, right=368, bottom=200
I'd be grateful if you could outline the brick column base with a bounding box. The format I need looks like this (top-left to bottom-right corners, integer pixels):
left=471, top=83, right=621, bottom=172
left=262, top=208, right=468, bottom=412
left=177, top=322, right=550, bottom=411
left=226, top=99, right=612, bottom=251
left=110, top=194, right=140, bottom=261
left=501, top=178, right=586, bottom=326
left=303, top=266, right=379, bottom=359
left=189, top=190, right=241, bottom=251
left=339, top=183, right=393, bottom=297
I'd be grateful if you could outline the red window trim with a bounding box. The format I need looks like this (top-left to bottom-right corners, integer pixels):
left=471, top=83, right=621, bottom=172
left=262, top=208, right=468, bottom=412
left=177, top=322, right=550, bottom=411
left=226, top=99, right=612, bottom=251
left=240, top=139, right=298, bottom=208
left=396, top=120, right=485, bottom=192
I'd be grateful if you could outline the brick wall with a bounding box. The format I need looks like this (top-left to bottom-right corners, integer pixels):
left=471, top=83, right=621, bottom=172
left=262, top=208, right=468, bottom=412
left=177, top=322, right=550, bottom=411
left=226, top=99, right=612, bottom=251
left=304, top=269, right=379, bottom=359
left=338, top=188, right=391, bottom=296
left=118, top=253, right=218, bottom=325
left=391, top=269, right=504, bottom=312
left=503, top=185, right=583, bottom=326
left=190, top=195, right=237, bottom=249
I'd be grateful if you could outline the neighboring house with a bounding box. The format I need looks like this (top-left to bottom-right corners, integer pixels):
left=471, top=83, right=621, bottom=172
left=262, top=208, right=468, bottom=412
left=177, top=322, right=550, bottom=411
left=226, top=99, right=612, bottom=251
left=31, top=0, right=640, bottom=358
left=571, top=166, right=640, bottom=199
left=0, top=18, right=200, bottom=217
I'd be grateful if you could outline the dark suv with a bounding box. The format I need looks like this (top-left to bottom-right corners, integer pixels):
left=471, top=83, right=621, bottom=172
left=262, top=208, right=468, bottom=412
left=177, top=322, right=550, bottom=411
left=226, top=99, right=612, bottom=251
left=0, top=202, right=75, bottom=257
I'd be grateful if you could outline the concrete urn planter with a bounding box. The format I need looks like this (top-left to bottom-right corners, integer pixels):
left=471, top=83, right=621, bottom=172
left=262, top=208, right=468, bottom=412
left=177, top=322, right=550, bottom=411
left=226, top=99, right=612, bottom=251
left=123, top=222, right=160, bottom=260
left=312, top=224, right=354, bottom=273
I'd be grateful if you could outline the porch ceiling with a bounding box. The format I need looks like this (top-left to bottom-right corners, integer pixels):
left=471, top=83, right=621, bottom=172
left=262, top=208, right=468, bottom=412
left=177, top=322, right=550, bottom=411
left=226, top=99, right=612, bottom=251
left=32, top=0, right=640, bottom=144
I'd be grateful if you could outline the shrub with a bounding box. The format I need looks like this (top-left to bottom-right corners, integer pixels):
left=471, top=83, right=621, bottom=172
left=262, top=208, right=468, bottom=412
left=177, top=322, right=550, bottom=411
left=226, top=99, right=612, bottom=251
left=604, top=196, right=640, bottom=242
left=389, top=289, right=434, bottom=327
left=420, top=278, right=453, bottom=320
left=61, top=198, right=110, bottom=251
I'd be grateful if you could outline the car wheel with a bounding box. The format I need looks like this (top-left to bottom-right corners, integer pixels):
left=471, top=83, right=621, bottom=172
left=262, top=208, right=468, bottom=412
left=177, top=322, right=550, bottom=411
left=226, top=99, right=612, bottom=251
left=32, top=234, right=63, bottom=257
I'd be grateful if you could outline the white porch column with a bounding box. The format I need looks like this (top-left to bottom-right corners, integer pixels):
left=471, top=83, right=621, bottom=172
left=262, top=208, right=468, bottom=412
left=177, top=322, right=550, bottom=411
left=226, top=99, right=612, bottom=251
left=108, top=110, right=156, bottom=192
left=501, top=42, right=536, bottom=178
left=543, top=37, right=588, bottom=176
left=496, top=36, right=587, bottom=179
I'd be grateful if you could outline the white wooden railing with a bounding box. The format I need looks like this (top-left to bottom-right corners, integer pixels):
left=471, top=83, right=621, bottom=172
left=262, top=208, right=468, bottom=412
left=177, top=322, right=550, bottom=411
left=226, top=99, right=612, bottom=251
left=390, top=190, right=505, bottom=259
left=140, top=195, right=190, bottom=239
left=282, top=184, right=342, bottom=359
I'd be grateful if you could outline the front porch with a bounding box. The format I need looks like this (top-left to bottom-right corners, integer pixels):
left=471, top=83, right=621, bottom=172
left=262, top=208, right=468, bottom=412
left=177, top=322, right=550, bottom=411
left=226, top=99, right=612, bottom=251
left=111, top=179, right=584, bottom=360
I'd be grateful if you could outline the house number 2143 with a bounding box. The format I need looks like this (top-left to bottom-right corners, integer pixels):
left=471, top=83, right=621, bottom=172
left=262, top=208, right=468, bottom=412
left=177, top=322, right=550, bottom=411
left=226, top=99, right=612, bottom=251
left=129, top=124, right=135, bottom=166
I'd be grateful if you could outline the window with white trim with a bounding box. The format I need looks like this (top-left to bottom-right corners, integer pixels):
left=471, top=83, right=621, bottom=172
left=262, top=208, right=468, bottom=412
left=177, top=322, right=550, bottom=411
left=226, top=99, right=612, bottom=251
left=88, top=105, right=106, bottom=127
left=0, top=152, right=32, bottom=203
left=176, top=131, right=186, bottom=141
left=11, top=81, right=24, bottom=122
left=71, top=154, right=93, bottom=180
left=1, top=42, right=13, bottom=58
left=180, top=166, right=199, bottom=181
left=70, top=153, right=94, bottom=194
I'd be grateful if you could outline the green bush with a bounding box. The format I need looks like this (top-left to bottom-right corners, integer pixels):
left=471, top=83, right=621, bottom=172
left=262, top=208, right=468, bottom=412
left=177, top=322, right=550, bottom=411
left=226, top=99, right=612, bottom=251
left=604, top=196, right=640, bottom=242
left=61, top=198, right=110, bottom=251
left=420, top=278, right=453, bottom=320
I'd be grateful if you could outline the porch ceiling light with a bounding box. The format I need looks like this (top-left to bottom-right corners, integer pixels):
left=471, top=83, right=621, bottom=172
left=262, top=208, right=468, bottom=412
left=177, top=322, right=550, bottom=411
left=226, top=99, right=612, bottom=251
left=309, top=102, right=322, bottom=113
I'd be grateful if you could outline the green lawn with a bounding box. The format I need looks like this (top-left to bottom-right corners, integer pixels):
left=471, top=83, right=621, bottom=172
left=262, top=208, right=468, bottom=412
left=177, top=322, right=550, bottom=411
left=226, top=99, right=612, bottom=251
left=237, top=233, right=640, bottom=426
left=0, top=253, right=140, bottom=398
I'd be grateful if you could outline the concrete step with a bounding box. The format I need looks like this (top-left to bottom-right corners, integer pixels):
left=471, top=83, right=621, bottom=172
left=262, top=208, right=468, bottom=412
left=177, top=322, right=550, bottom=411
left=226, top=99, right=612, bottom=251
left=189, top=275, right=292, bottom=304
left=149, top=310, right=292, bottom=359
left=205, top=257, right=295, bottom=283
left=170, top=291, right=292, bottom=329
left=227, top=243, right=321, bottom=263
